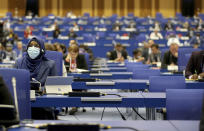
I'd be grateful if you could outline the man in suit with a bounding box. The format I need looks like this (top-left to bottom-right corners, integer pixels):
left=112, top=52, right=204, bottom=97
left=109, top=43, right=128, bottom=62
left=185, top=50, right=204, bottom=79
left=141, top=40, right=154, bottom=62
left=161, top=43, right=179, bottom=69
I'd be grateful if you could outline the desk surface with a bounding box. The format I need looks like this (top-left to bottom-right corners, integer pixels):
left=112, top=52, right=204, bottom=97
left=31, top=92, right=166, bottom=108
left=8, top=120, right=199, bottom=131
left=72, top=79, right=204, bottom=90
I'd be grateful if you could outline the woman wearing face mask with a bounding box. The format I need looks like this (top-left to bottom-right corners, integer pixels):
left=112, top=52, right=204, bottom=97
left=15, top=36, right=57, bottom=120
left=15, top=36, right=57, bottom=86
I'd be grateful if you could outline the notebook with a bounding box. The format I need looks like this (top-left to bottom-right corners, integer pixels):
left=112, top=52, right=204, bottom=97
left=45, top=76, right=73, bottom=94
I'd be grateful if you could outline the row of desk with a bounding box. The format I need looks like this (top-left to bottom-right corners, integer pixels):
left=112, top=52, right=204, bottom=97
left=8, top=120, right=199, bottom=131
left=72, top=79, right=204, bottom=90
left=31, top=92, right=165, bottom=119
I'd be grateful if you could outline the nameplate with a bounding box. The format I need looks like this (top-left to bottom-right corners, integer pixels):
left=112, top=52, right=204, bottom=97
left=81, top=97, right=122, bottom=102
left=86, top=82, right=115, bottom=86
left=90, top=73, right=112, bottom=76
left=30, top=90, right=36, bottom=101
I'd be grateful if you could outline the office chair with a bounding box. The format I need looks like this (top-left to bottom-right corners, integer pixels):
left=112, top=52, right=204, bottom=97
left=166, top=89, right=204, bottom=120
left=149, top=76, right=185, bottom=92
left=133, top=69, right=160, bottom=79
left=45, top=51, right=63, bottom=76
left=178, top=48, right=201, bottom=71
left=0, top=68, right=31, bottom=120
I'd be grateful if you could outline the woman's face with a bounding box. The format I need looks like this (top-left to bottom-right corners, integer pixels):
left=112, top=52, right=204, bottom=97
left=69, top=51, right=78, bottom=59
left=28, top=41, right=40, bottom=48
left=27, top=41, right=41, bottom=59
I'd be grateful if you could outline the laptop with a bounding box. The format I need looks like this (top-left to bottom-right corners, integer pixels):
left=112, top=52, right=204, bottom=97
left=45, top=76, right=73, bottom=94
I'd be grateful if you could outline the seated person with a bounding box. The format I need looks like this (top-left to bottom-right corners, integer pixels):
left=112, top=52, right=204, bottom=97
left=14, top=41, right=24, bottom=59
left=72, top=22, right=80, bottom=31
left=141, top=40, right=154, bottom=62
left=177, top=21, right=190, bottom=31
left=112, top=20, right=121, bottom=31
left=150, top=21, right=162, bottom=31
left=65, top=44, right=88, bottom=72
left=68, top=28, right=77, bottom=39
left=196, top=19, right=204, bottom=31
left=5, top=43, right=16, bottom=61
left=146, top=44, right=161, bottom=65
left=161, top=43, right=179, bottom=69
left=24, top=26, right=33, bottom=39
left=132, top=49, right=145, bottom=62
left=53, top=25, right=61, bottom=39
left=189, top=33, right=204, bottom=46
left=149, top=30, right=163, bottom=40
left=109, top=43, right=128, bottom=62
left=15, top=36, right=57, bottom=120
left=185, top=50, right=204, bottom=80
left=167, top=34, right=181, bottom=46
left=164, top=20, right=174, bottom=31
left=0, top=43, right=6, bottom=62
left=15, top=36, right=57, bottom=86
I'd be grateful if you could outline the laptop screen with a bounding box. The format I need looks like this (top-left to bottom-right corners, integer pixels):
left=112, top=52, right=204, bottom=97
left=45, top=76, right=73, bottom=86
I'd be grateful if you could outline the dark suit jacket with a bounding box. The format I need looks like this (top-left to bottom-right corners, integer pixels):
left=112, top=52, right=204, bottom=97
left=185, top=51, right=204, bottom=78
left=161, top=50, right=178, bottom=69
left=65, top=54, right=88, bottom=72
left=109, top=50, right=128, bottom=60
left=142, top=47, right=150, bottom=62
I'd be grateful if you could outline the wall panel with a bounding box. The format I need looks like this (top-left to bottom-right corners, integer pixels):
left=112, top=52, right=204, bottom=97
left=98, top=0, right=104, bottom=17
left=159, top=0, right=175, bottom=17
left=127, top=0, right=134, bottom=15
left=1, top=0, right=202, bottom=17
left=104, top=0, right=112, bottom=16
left=0, top=0, right=8, bottom=17
left=82, top=0, right=92, bottom=16
left=8, top=0, right=26, bottom=17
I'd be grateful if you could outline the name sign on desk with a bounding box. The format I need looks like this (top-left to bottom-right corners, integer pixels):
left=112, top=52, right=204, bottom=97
left=81, top=97, right=122, bottom=102
left=91, top=68, right=110, bottom=71
left=90, top=73, right=112, bottom=76
left=86, top=81, right=115, bottom=86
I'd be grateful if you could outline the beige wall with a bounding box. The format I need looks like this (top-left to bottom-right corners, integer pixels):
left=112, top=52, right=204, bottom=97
left=0, top=0, right=8, bottom=17
left=104, top=0, right=112, bottom=16
left=82, top=0, right=92, bottom=16
left=1, top=0, right=202, bottom=17
left=159, top=0, right=175, bottom=17
left=134, top=0, right=140, bottom=16
left=202, top=0, right=204, bottom=13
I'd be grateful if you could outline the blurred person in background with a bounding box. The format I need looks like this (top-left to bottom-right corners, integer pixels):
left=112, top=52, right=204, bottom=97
left=109, top=43, right=128, bottom=62
left=14, top=41, right=24, bottom=59
left=161, top=43, right=179, bottom=69
left=132, top=49, right=145, bottom=62
left=141, top=40, right=154, bottom=62
left=146, top=44, right=161, bottom=65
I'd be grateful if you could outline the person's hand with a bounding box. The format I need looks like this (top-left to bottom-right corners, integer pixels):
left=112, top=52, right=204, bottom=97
left=199, top=73, right=204, bottom=79
left=172, top=52, right=178, bottom=58
left=192, top=74, right=198, bottom=80
left=65, top=54, right=70, bottom=62
left=115, top=57, right=124, bottom=62
left=170, top=63, right=176, bottom=66
left=138, top=57, right=144, bottom=62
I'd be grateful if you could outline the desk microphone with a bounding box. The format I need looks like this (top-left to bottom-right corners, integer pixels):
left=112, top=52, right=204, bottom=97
left=68, top=92, right=101, bottom=97
left=12, top=77, right=19, bottom=121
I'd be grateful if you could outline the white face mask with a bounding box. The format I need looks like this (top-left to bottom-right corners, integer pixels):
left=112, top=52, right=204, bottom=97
left=27, top=46, right=40, bottom=59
